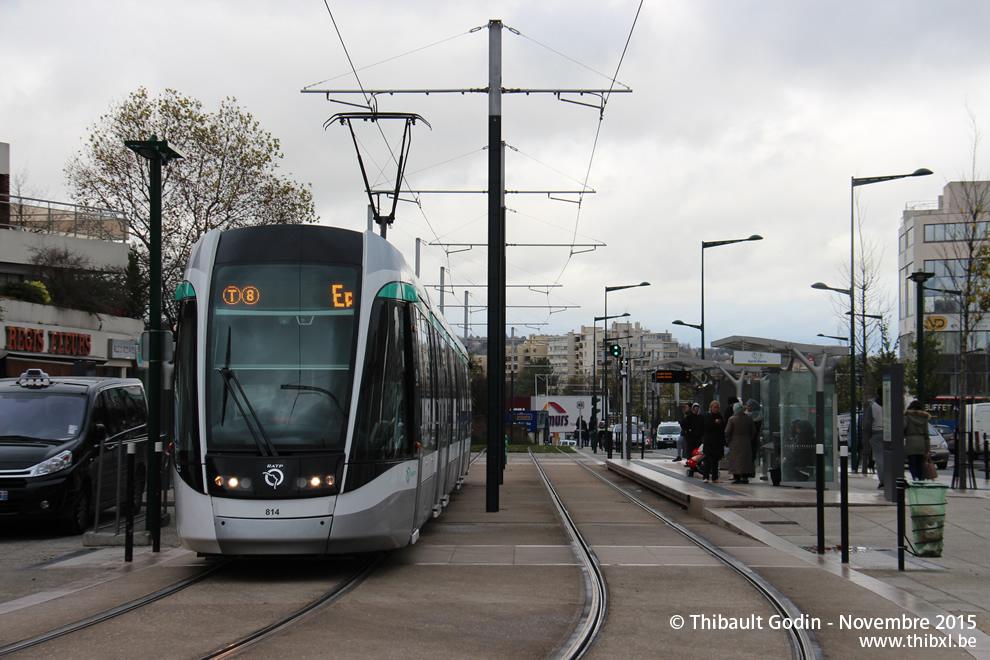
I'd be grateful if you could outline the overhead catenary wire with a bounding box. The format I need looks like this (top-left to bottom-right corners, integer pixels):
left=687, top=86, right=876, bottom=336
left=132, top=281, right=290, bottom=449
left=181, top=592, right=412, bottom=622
left=540, top=0, right=644, bottom=329
left=314, top=7, right=642, bottom=334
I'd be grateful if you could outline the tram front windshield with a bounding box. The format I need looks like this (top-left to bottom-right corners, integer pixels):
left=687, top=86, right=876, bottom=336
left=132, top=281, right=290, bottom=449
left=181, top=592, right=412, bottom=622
left=207, top=263, right=359, bottom=453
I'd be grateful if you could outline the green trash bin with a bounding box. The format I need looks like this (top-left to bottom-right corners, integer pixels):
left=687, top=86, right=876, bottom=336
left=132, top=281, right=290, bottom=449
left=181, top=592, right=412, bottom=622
left=907, top=481, right=948, bottom=557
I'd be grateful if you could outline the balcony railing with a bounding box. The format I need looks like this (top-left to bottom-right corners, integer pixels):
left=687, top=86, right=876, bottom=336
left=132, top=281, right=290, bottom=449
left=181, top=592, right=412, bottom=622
left=0, top=195, right=128, bottom=242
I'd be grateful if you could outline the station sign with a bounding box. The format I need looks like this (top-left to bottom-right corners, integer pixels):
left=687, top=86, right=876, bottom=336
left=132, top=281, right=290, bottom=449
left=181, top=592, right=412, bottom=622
left=733, top=351, right=782, bottom=367
left=652, top=370, right=690, bottom=383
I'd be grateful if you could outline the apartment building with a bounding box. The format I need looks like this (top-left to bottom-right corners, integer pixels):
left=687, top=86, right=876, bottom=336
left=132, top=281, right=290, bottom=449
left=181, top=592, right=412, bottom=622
left=898, top=180, right=990, bottom=394
left=0, top=142, right=142, bottom=377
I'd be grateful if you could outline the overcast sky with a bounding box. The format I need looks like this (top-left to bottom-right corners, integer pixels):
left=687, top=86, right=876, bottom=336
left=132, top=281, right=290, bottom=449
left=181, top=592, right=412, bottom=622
left=4, top=0, right=990, bottom=352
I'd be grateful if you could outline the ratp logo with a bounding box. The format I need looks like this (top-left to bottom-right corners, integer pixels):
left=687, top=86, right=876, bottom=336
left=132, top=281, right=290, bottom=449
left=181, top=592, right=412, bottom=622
left=263, top=468, right=284, bottom=489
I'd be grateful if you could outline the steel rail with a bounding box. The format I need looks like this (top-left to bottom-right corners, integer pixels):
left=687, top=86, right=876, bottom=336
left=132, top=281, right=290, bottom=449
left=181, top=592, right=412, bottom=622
left=201, top=552, right=390, bottom=659
left=561, top=450, right=824, bottom=660
left=529, top=450, right=608, bottom=660
left=0, top=561, right=229, bottom=656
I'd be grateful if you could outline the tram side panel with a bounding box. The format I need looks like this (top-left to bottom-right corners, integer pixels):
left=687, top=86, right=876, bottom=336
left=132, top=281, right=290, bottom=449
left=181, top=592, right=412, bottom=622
left=330, top=296, right=420, bottom=552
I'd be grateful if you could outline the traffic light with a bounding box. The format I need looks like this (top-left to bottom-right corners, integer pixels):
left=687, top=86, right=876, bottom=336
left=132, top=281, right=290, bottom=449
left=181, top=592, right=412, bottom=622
left=610, top=343, right=622, bottom=358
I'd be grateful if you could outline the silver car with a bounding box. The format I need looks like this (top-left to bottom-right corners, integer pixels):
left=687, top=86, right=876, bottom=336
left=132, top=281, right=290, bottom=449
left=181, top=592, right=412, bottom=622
left=928, top=423, right=950, bottom=469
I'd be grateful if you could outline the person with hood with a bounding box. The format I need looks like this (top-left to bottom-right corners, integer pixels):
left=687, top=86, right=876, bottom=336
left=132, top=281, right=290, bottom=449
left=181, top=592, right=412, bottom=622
left=725, top=402, right=756, bottom=484
left=904, top=400, right=931, bottom=481
left=683, top=403, right=705, bottom=457
left=701, top=401, right=725, bottom=483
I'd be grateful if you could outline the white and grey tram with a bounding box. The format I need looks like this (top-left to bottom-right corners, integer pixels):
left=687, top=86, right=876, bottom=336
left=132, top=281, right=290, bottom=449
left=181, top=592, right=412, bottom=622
left=171, top=225, right=471, bottom=555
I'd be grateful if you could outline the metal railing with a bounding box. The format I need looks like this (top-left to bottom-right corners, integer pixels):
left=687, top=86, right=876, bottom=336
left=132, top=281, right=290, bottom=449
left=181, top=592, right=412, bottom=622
left=92, top=425, right=169, bottom=537
left=0, top=195, right=128, bottom=242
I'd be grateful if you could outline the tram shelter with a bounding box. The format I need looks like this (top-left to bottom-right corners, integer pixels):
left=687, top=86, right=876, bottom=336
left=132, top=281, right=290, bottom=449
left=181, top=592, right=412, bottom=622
left=659, top=336, right=848, bottom=489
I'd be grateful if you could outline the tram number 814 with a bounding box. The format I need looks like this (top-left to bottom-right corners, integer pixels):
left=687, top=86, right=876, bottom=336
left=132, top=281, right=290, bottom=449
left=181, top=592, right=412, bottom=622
left=265, top=509, right=280, bottom=516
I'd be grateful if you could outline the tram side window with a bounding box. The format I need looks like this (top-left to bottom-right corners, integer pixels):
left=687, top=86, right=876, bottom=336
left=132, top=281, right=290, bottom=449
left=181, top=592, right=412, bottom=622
left=417, top=310, right=435, bottom=452
left=353, top=300, right=411, bottom=463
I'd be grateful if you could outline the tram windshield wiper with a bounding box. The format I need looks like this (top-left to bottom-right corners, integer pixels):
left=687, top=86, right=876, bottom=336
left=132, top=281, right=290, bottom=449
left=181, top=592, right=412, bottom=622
left=280, top=383, right=346, bottom=418
left=217, top=328, right=278, bottom=457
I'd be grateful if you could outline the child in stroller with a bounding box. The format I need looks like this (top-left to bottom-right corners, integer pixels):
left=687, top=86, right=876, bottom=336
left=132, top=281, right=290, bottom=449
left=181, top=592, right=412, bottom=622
left=685, top=446, right=704, bottom=477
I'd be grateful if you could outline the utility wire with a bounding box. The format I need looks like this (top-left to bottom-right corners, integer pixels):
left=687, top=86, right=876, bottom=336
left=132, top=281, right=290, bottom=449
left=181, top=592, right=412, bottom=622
left=543, top=0, right=644, bottom=326
left=322, top=1, right=371, bottom=110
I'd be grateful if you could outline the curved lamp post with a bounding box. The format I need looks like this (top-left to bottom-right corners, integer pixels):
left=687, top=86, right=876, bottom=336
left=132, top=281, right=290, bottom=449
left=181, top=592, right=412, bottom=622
left=593, top=312, right=630, bottom=432
left=672, top=319, right=703, bottom=357
left=701, top=235, right=762, bottom=359
left=604, top=282, right=650, bottom=457
left=124, top=136, right=183, bottom=553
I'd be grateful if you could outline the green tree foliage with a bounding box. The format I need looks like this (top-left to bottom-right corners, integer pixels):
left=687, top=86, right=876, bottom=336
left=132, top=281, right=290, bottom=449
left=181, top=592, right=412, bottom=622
left=515, top=357, right=556, bottom=396
left=905, top=329, right=944, bottom=402
left=65, top=87, right=317, bottom=326
left=0, top=280, right=50, bottom=305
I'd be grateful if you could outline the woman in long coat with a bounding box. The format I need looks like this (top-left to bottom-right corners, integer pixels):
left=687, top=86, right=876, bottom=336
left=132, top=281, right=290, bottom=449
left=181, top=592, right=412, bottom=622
left=725, top=402, right=756, bottom=484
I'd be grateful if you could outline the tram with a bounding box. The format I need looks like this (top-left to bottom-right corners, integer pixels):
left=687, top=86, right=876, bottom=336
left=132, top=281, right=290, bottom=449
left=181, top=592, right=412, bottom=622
left=171, top=225, right=471, bottom=555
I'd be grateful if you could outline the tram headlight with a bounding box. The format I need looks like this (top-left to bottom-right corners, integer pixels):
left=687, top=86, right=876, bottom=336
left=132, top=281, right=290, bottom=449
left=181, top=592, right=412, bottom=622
left=296, top=475, right=335, bottom=490
left=214, top=475, right=252, bottom=490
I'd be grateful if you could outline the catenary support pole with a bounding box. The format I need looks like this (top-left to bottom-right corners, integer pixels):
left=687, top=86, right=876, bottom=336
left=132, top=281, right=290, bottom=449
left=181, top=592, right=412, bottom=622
left=486, top=20, right=504, bottom=513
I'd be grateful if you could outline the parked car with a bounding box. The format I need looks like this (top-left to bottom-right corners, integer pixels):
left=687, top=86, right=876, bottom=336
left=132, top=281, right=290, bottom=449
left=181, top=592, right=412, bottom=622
left=0, top=370, right=148, bottom=534
left=933, top=424, right=955, bottom=453
left=928, top=423, right=950, bottom=470
left=655, top=422, right=681, bottom=449
left=612, top=421, right=644, bottom=448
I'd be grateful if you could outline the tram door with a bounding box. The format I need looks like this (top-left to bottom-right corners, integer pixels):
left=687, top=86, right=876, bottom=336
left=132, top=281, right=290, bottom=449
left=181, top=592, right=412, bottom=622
left=413, top=310, right=437, bottom=527
left=432, top=327, right=450, bottom=511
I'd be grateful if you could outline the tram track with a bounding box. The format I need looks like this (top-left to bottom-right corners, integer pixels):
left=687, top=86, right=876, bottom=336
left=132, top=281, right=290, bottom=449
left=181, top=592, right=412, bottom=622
left=0, top=552, right=388, bottom=659
left=0, top=560, right=228, bottom=657
left=536, top=449, right=823, bottom=660
left=201, top=551, right=390, bottom=659
left=530, top=451, right=607, bottom=660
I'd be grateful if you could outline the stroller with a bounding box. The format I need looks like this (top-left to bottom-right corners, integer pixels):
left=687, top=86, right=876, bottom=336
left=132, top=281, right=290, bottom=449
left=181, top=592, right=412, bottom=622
left=685, top=447, right=704, bottom=478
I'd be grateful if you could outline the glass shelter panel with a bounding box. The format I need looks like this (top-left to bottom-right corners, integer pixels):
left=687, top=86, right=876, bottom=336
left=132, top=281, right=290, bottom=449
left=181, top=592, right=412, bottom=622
left=776, top=371, right=835, bottom=486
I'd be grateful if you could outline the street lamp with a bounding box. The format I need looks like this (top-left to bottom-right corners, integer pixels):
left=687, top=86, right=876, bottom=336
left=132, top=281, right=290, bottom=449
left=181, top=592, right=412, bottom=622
left=701, top=235, right=762, bottom=359
left=849, top=168, right=932, bottom=452
left=604, top=282, right=650, bottom=457
left=672, top=319, right=703, bottom=358
left=817, top=333, right=848, bottom=343
left=811, top=280, right=854, bottom=563
left=124, top=135, right=184, bottom=553
left=593, top=312, right=630, bottom=435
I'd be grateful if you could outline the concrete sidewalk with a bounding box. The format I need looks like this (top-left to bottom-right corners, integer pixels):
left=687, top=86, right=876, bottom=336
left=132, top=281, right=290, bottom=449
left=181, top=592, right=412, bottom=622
left=602, top=451, right=990, bottom=657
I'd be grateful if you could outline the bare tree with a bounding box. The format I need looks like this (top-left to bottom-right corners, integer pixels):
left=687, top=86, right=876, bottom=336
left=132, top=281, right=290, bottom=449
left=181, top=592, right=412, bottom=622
left=65, top=88, right=318, bottom=327
left=826, top=217, right=896, bottom=409
left=933, top=115, right=990, bottom=487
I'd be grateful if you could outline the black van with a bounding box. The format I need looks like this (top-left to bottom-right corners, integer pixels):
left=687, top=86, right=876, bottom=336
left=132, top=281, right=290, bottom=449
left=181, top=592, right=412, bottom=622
left=0, top=370, right=148, bottom=534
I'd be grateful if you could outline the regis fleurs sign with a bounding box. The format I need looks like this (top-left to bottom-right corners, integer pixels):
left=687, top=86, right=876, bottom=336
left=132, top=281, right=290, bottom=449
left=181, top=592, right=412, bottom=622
left=5, top=326, right=92, bottom=356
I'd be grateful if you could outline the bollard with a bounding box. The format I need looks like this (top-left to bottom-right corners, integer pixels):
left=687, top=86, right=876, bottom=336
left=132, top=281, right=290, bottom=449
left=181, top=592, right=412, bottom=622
left=984, top=435, right=989, bottom=480
left=897, top=479, right=907, bottom=571
left=153, top=441, right=164, bottom=552
left=125, top=443, right=136, bottom=563
left=840, top=445, right=849, bottom=564
left=816, top=444, right=825, bottom=554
